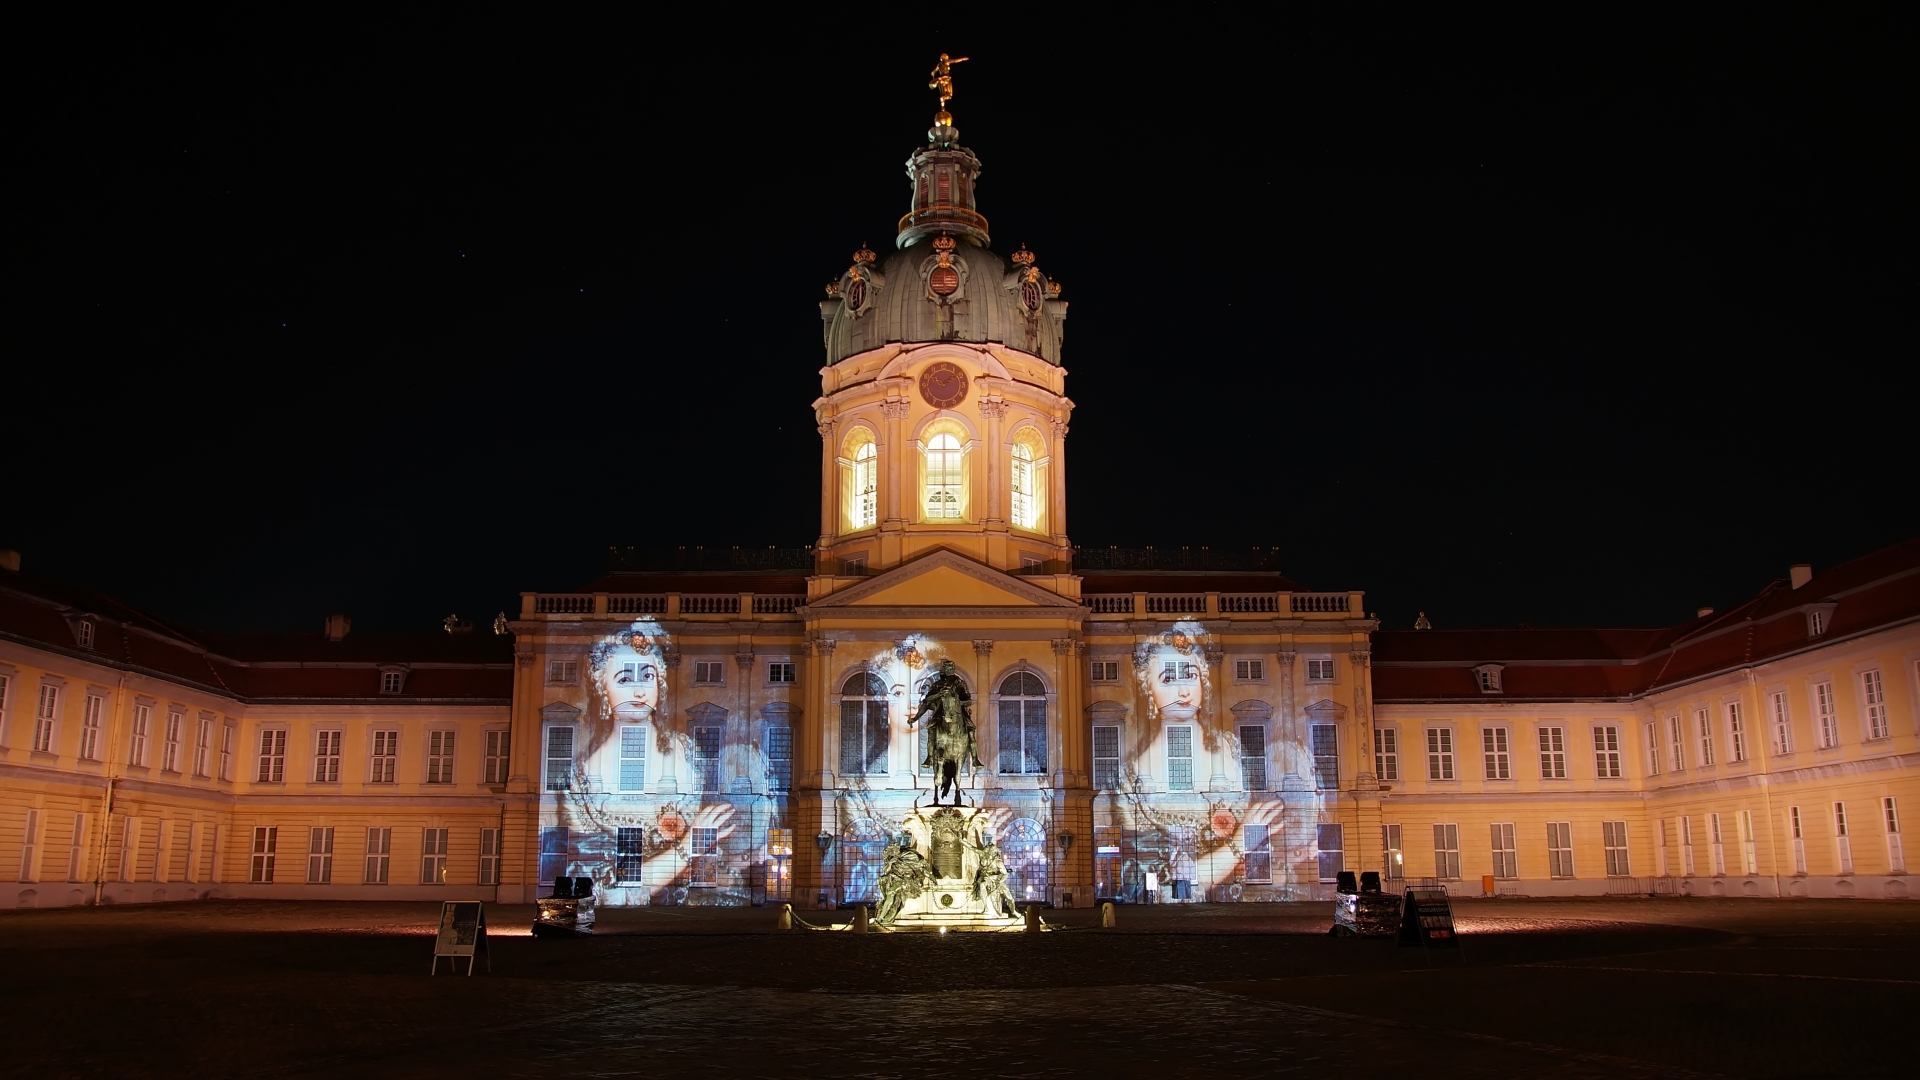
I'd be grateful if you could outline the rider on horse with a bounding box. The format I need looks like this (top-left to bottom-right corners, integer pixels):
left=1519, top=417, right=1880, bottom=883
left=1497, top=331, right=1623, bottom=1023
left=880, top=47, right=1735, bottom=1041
left=910, top=658, right=986, bottom=769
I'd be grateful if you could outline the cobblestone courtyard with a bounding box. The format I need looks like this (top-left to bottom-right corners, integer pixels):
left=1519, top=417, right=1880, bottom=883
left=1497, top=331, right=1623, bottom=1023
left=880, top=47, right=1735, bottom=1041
left=3, top=897, right=1914, bottom=1078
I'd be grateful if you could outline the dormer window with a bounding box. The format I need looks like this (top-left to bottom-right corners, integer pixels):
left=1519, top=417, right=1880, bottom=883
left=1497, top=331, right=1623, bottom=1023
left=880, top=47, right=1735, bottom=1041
left=1474, top=664, right=1505, bottom=694
left=1805, top=603, right=1836, bottom=638
left=379, top=669, right=407, bottom=695
left=77, top=621, right=94, bottom=649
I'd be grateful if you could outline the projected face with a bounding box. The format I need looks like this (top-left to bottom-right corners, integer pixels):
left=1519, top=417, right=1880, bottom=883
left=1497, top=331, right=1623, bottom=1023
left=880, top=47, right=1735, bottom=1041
left=589, top=626, right=666, bottom=722
left=1138, top=627, right=1209, bottom=721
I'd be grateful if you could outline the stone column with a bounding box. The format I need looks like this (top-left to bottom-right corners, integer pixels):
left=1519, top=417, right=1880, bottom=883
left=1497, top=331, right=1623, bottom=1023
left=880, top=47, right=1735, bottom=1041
left=882, top=399, right=911, bottom=530
left=1277, top=649, right=1304, bottom=790
left=972, top=639, right=994, bottom=781
left=1206, top=646, right=1231, bottom=791
left=980, top=397, right=1006, bottom=528
left=1349, top=645, right=1380, bottom=875
left=1049, top=417, right=1069, bottom=544
left=813, top=637, right=836, bottom=789
left=817, top=418, right=837, bottom=547
left=1051, top=638, right=1078, bottom=788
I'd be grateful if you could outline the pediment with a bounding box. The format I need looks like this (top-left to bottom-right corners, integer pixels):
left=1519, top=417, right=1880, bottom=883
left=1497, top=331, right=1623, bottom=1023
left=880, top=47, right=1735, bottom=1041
left=808, top=549, right=1082, bottom=611
left=1230, top=699, right=1274, bottom=723
left=540, top=700, right=582, bottom=723
left=686, top=701, right=729, bottom=724
left=1302, top=698, right=1347, bottom=720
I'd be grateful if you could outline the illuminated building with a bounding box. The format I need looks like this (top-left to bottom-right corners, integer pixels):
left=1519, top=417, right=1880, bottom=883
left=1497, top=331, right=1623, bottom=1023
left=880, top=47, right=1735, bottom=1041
left=2, top=101, right=1915, bottom=910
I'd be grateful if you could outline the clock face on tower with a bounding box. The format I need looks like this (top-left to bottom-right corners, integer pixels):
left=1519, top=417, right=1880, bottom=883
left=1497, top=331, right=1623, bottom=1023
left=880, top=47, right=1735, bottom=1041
left=918, top=361, right=969, bottom=409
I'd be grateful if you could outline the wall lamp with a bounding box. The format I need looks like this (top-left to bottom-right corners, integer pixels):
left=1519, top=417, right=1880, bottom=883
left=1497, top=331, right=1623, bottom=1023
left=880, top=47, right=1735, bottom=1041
left=816, top=832, right=835, bottom=854
left=1057, top=832, right=1074, bottom=853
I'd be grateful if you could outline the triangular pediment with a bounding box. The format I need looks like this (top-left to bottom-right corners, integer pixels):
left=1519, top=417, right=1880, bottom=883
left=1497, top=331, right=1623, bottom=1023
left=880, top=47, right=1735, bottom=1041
left=809, top=549, right=1081, bottom=611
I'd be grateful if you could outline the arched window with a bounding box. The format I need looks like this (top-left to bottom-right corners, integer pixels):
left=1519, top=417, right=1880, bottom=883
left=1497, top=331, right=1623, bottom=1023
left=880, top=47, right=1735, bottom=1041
left=997, top=671, right=1047, bottom=775
left=924, top=432, right=962, bottom=520
left=839, top=672, right=889, bottom=777
left=1002, top=817, right=1048, bottom=902
left=852, top=441, right=877, bottom=529
left=842, top=817, right=888, bottom=904
left=1009, top=442, right=1036, bottom=530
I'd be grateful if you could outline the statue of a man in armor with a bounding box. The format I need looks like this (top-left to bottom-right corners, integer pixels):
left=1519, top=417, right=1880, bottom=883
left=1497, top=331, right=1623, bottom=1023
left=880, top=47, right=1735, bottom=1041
left=911, top=658, right=985, bottom=769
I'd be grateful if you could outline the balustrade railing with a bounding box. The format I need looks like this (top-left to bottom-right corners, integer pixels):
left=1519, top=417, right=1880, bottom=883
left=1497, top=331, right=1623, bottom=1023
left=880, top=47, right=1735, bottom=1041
left=681, top=595, right=741, bottom=615
left=1219, top=593, right=1280, bottom=613
left=1290, top=593, right=1353, bottom=614
left=1145, top=594, right=1206, bottom=615
left=752, top=595, right=803, bottom=614
left=609, top=595, right=666, bottom=614
left=534, top=595, right=594, bottom=614
left=1085, top=595, right=1135, bottom=615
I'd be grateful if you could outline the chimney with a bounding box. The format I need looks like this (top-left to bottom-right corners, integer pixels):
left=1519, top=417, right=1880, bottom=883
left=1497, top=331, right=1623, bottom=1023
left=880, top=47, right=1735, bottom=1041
left=324, top=614, right=352, bottom=642
left=1789, top=564, right=1813, bottom=590
left=1696, top=606, right=1715, bottom=619
left=0, top=549, right=18, bottom=572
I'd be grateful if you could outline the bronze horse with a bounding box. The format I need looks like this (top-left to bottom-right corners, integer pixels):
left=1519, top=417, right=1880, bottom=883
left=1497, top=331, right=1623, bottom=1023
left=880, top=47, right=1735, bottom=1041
left=910, top=681, right=972, bottom=805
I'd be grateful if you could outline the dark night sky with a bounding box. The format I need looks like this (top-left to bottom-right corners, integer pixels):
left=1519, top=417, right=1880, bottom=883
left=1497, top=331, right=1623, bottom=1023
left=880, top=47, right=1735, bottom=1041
left=9, top=10, right=1917, bottom=634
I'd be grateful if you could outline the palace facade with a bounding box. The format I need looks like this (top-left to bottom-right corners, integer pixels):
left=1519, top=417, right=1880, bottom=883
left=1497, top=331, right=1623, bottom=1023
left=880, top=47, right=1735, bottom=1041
left=4, top=103, right=1916, bottom=910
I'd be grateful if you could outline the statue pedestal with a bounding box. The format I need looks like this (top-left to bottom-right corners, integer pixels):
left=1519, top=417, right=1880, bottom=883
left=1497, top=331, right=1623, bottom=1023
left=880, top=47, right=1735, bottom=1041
left=882, top=806, right=1022, bottom=932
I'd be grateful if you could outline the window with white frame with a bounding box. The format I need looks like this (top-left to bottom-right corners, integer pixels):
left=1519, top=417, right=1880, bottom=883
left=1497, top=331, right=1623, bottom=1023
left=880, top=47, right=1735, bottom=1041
left=1539, top=725, right=1566, bottom=779
left=618, top=725, right=647, bottom=792
left=1667, top=714, right=1685, bottom=771
left=839, top=673, right=889, bottom=777
left=479, top=827, right=501, bottom=885
left=1789, top=805, right=1807, bottom=874
left=1491, top=822, right=1517, bottom=879
left=313, top=730, right=342, bottom=782
left=130, top=703, right=151, bottom=767
left=1740, top=810, right=1758, bottom=875
left=66, top=812, right=86, bottom=881
left=1160, top=660, right=1198, bottom=685
left=307, top=827, right=333, bottom=884
left=1644, top=721, right=1660, bottom=776
left=19, top=809, right=41, bottom=882
left=1090, top=660, right=1119, bottom=683
left=1426, top=726, right=1455, bottom=781
left=426, top=730, right=455, bottom=784
left=1483, top=726, right=1510, bottom=780
left=851, top=439, right=878, bottom=529
left=1680, top=815, right=1696, bottom=876
left=33, top=684, right=60, bottom=754
left=421, top=828, right=449, bottom=884
left=162, top=711, right=182, bottom=772
left=1433, top=823, right=1461, bottom=880
left=1594, top=725, right=1622, bottom=778
left=693, top=660, right=725, bottom=685
left=1167, top=724, right=1194, bottom=791
left=539, top=827, right=569, bottom=885
left=546, top=660, right=578, bottom=684
left=1233, top=658, right=1265, bottom=682
left=1884, top=797, right=1905, bottom=874
left=1093, top=725, right=1121, bottom=790
left=545, top=726, right=574, bottom=791
left=1306, top=658, right=1335, bottom=682
left=1770, top=691, right=1793, bottom=755
left=1547, top=821, right=1574, bottom=878
left=1725, top=703, right=1747, bottom=763
left=1603, top=821, right=1631, bottom=876
left=691, top=827, right=719, bottom=887
left=1695, top=708, right=1715, bottom=766
left=369, top=730, right=398, bottom=784
left=616, top=826, right=645, bottom=884
left=692, top=726, right=721, bottom=791
left=364, top=827, right=391, bottom=884
left=250, top=826, right=277, bottom=883
left=1009, top=441, right=1037, bottom=530
left=78, top=621, right=94, bottom=649
left=484, top=730, right=510, bottom=784
left=1239, top=725, right=1267, bottom=791
left=256, top=729, right=287, bottom=783
left=1312, top=725, right=1339, bottom=790
left=0, top=674, right=10, bottom=743
left=923, top=432, right=963, bottom=519
left=767, top=724, right=792, bottom=790
left=380, top=670, right=404, bottom=694
left=194, top=715, right=213, bottom=776
left=1833, top=802, right=1853, bottom=875
left=997, top=671, right=1048, bottom=775
left=1317, top=824, right=1345, bottom=882
left=1243, top=823, right=1272, bottom=883
left=1813, top=681, right=1839, bottom=748
left=1861, top=670, right=1890, bottom=739
left=1475, top=665, right=1504, bottom=693
left=182, top=822, right=199, bottom=884
left=767, top=661, right=795, bottom=684
left=1375, top=727, right=1399, bottom=781
left=1709, top=813, right=1727, bottom=875
left=219, top=724, right=233, bottom=780
left=79, top=693, right=103, bottom=761
left=1656, top=819, right=1670, bottom=877
left=1382, top=823, right=1404, bottom=880
left=1809, top=608, right=1827, bottom=636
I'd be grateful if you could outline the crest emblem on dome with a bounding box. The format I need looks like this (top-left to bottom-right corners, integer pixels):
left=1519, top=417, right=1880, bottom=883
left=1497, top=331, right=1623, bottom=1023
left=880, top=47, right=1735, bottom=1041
left=921, top=234, right=967, bottom=303
left=839, top=242, right=883, bottom=318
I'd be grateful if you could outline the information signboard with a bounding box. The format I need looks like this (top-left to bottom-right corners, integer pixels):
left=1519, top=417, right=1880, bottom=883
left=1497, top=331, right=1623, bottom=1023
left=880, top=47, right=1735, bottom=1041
left=1398, top=886, right=1457, bottom=947
left=432, top=901, right=489, bottom=975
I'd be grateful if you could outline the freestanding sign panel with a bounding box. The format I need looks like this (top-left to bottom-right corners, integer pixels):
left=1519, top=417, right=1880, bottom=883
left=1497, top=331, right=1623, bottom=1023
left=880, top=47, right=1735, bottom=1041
left=432, top=901, right=489, bottom=975
left=1398, top=887, right=1457, bottom=947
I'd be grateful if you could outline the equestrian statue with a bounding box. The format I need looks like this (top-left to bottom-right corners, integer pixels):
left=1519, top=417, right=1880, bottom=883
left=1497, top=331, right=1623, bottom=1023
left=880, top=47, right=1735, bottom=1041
left=908, top=658, right=985, bottom=805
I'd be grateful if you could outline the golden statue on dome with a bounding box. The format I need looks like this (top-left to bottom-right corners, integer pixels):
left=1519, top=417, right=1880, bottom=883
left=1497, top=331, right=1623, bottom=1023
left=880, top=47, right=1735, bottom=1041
left=929, top=52, right=967, bottom=118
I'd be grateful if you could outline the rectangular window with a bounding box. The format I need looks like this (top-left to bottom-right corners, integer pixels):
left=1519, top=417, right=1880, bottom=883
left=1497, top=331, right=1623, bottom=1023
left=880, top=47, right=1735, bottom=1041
left=1603, top=821, right=1631, bottom=877
left=380, top=671, right=404, bottom=694
left=1696, top=709, right=1715, bottom=766
left=19, top=809, right=40, bottom=882
left=368, top=730, right=398, bottom=783
left=1668, top=714, right=1686, bottom=771
left=78, top=694, right=104, bottom=761
left=692, top=726, right=721, bottom=791
left=766, top=827, right=793, bottom=902
left=1426, top=727, right=1454, bottom=781
left=1656, top=819, right=1669, bottom=877
left=1491, top=822, right=1517, bottom=879
left=1317, top=823, right=1344, bottom=883
left=33, top=684, right=59, bottom=753
left=925, top=434, right=963, bottom=519
left=1093, top=725, right=1121, bottom=790
left=1739, top=810, right=1758, bottom=875
left=1834, top=802, right=1853, bottom=875
left=1433, top=823, right=1461, bottom=880
left=1814, top=681, right=1839, bottom=748
left=364, top=827, right=392, bottom=884
left=544, top=726, right=574, bottom=791
left=313, top=730, right=342, bottom=783
left=1094, top=825, right=1123, bottom=898
left=484, top=730, right=510, bottom=784
left=539, top=826, right=569, bottom=886
left=194, top=716, right=213, bottom=776
left=118, top=817, right=138, bottom=882
left=307, top=827, right=333, bottom=884
left=1594, top=725, right=1622, bottom=778
left=691, top=827, right=718, bottom=887
left=616, top=827, right=645, bottom=884
left=219, top=724, right=233, bottom=780
left=1789, top=806, right=1807, bottom=874
left=1239, top=725, right=1267, bottom=791
left=1680, top=815, right=1696, bottom=876
left=426, top=730, right=455, bottom=784
left=1547, top=822, right=1574, bottom=879
left=1167, top=725, right=1194, bottom=792
left=255, top=730, right=287, bottom=783
left=618, top=725, right=648, bottom=792
left=250, top=826, right=277, bottom=883
left=1382, top=823, right=1404, bottom=880
left=767, top=725, right=792, bottom=791
left=130, top=703, right=151, bottom=767
left=546, top=660, right=578, bottom=684
left=1090, top=661, right=1119, bottom=683
left=1160, top=660, right=1198, bottom=684
left=420, top=828, right=449, bottom=884
left=1862, top=670, right=1890, bottom=739
left=997, top=689, right=1047, bottom=776
left=479, top=828, right=501, bottom=886
left=1234, top=659, right=1265, bottom=681
left=67, top=812, right=87, bottom=881
left=0, top=674, right=9, bottom=745
left=1243, top=823, right=1272, bottom=883
left=1709, top=813, right=1727, bottom=876
left=1725, top=703, right=1747, bottom=763
left=1538, top=725, right=1566, bottom=779
left=767, top=661, right=795, bottom=684
left=1375, top=727, right=1399, bottom=781
left=1306, top=658, right=1335, bottom=681
left=1482, top=727, right=1510, bottom=780
left=1312, top=724, right=1339, bottom=790
left=182, top=821, right=199, bottom=884
left=1885, top=797, right=1905, bottom=874
left=694, top=660, right=725, bottom=685
left=1770, top=691, right=1793, bottom=754
left=1645, top=721, right=1660, bottom=776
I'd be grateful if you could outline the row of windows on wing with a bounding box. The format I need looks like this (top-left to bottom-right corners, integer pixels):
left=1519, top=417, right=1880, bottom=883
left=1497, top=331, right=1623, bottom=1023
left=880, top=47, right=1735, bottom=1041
left=1376, top=725, right=1627, bottom=783
left=1386, top=821, right=1634, bottom=882
left=838, top=671, right=1049, bottom=777
left=844, top=432, right=1043, bottom=530
left=1085, top=659, right=1343, bottom=683
left=246, top=825, right=505, bottom=887
left=547, top=660, right=796, bottom=686
left=541, top=724, right=794, bottom=794
left=252, top=728, right=512, bottom=786
left=1091, top=722, right=1343, bottom=794
left=534, top=824, right=804, bottom=892
left=1089, top=823, right=1343, bottom=892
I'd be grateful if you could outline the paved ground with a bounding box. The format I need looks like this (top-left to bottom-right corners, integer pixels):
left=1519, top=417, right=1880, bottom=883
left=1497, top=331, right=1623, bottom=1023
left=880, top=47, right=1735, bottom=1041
left=2, top=897, right=1915, bottom=1078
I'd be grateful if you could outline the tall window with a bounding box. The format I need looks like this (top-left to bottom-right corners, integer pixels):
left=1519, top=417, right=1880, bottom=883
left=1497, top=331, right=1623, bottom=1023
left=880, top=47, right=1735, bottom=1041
left=838, top=673, right=890, bottom=776
left=1708, top=813, right=1726, bottom=875
left=1003, top=818, right=1048, bottom=902
left=250, top=826, right=277, bottom=883
left=307, top=827, right=333, bottom=884
left=130, top=703, right=151, bottom=767
left=1167, top=725, right=1194, bottom=791
left=1696, top=708, right=1715, bottom=766
left=767, top=725, right=792, bottom=790
left=1317, top=824, right=1344, bottom=883
left=1680, top=816, right=1695, bottom=876
left=1490, top=823, right=1517, bottom=879
left=365, top=827, right=392, bottom=884
left=619, top=726, right=648, bottom=791
left=1382, top=823, right=1404, bottom=880
left=1426, top=727, right=1454, bottom=781
left=545, top=727, right=574, bottom=791
left=692, top=726, right=721, bottom=791
left=1885, top=797, right=1905, bottom=874
left=1862, top=670, right=1890, bottom=739
left=479, top=828, right=501, bottom=886
left=67, top=812, right=87, bottom=881
left=766, top=828, right=793, bottom=901
left=1739, top=811, right=1757, bottom=875
left=1432, top=823, right=1461, bottom=880
left=1243, top=823, right=1272, bottom=883
left=539, top=827, right=569, bottom=885
left=997, top=672, right=1048, bottom=775
left=369, top=730, right=398, bottom=784
left=1538, top=725, right=1566, bottom=779
left=1312, top=725, right=1339, bottom=790
left=1547, top=822, right=1574, bottom=878
left=923, top=432, right=963, bottom=519
left=1603, top=821, right=1631, bottom=876
left=1770, top=691, right=1793, bottom=754
left=616, top=827, right=645, bottom=884
left=313, top=730, right=342, bottom=782
left=1594, top=725, right=1622, bottom=778
left=194, top=715, right=213, bottom=776
left=1093, top=725, right=1121, bottom=789
left=256, top=730, right=287, bottom=783
left=421, top=828, right=449, bottom=884
left=852, top=440, right=878, bottom=529
left=1483, top=727, right=1510, bottom=780
left=19, top=809, right=40, bottom=882
left=691, top=827, right=718, bottom=887
left=1644, top=721, right=1660, bottom=776
left=484, top=730, right=511, bottom=784
left=162, top=711, right=183, bottom=771
left=426, top=731, right=455, bottom=784
left=1725, top=703, right=1747, bottom=763
left=79, top=694, right=103, bottom=761
left=1813, top=681, right=1839, bottom=748
left=33, top=684, right=59, bottom=754
left=1789, top=806, right=1807, bottom=874
left=219, top=725, right=233, bottom=780
left=1833, top=802, right=1853, bottom=875
left=1375, top=727, right=1399, bottom=781
left=1009, top=441, right=1036, bottom=529
left=1239, top=725, right=1267, bottom=791
left=1668, top=714, right=1686, bottom=771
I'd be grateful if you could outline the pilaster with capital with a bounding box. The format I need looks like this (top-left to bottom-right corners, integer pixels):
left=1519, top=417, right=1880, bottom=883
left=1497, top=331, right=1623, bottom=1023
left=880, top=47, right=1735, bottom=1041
left=1205, top=646, right=1231, bottom=791
left=1277, top=649, right=1303, bottom=789
left=1048, top=416, right=1069, bottom=541
left=881, top=398, right=911, bottom=529
left=817, top=417, right=837, bottom=543
left=1350, top=645, right=1375, bottom=785
left=980, top=397, right=1007, bottom=527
